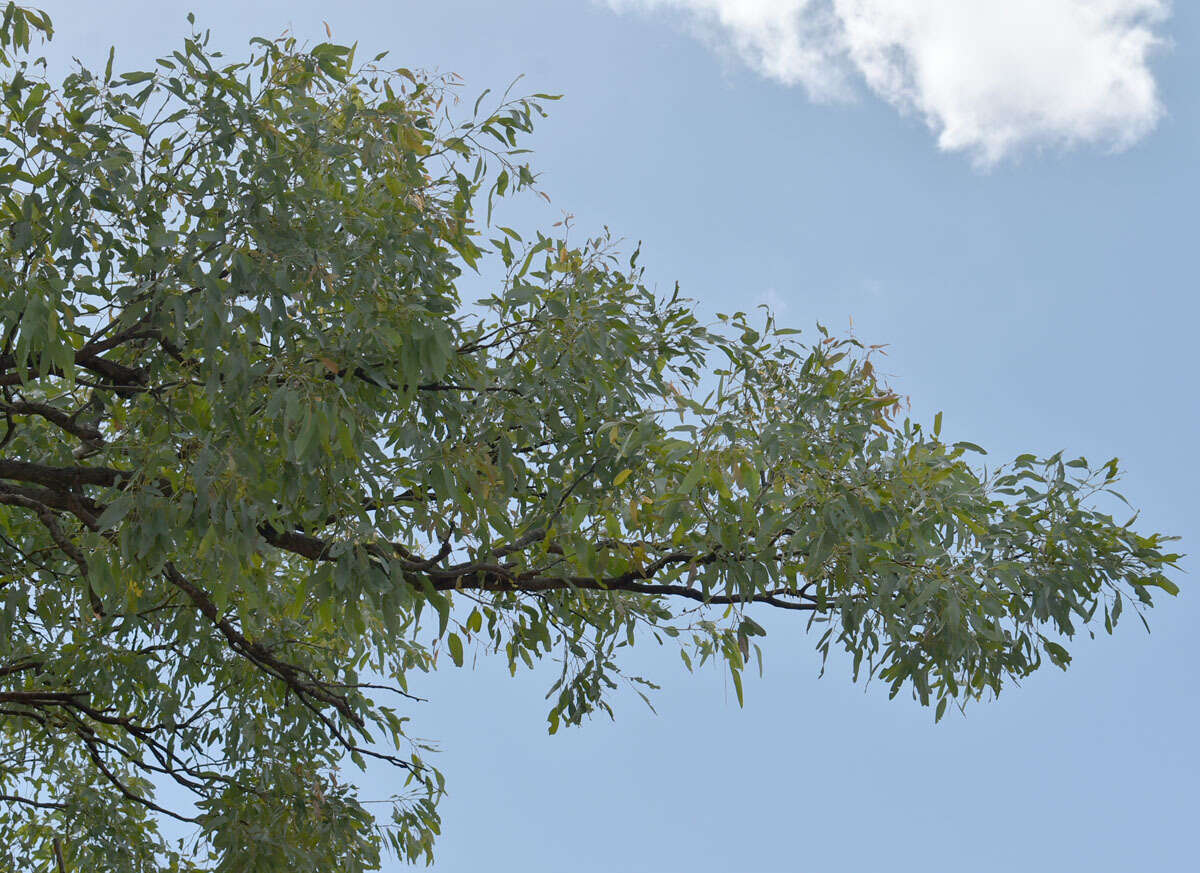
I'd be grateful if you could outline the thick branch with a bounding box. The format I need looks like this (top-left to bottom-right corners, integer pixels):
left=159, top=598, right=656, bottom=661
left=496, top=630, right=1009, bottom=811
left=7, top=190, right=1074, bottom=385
left=0, top=459, right=126, bottom=490
left=258, top=525, right=820, bottom=612
left=0, top=400, right=103, bottom=444
left=0, top=320, right=156, bottom=382
left=0, top=482, right=101, bottom=528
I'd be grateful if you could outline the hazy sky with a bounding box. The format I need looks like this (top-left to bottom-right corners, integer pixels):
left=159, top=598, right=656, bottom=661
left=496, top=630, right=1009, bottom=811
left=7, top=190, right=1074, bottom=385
left=35, top=1, right=1197, bottom=870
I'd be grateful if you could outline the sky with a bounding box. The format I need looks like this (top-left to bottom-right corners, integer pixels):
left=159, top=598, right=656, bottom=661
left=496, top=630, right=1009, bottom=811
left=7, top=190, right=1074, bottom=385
left=34, top=1, right=1199, bottom=870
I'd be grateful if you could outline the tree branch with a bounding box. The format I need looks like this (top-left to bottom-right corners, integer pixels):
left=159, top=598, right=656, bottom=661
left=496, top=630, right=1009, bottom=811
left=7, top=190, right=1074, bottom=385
left=0, top=793, right=66, bottom=811
left=0, top=459, right=127, bottom=490
left=162, top=562, right=367, bottom=730
left=0, top=400, right=103, bottom=444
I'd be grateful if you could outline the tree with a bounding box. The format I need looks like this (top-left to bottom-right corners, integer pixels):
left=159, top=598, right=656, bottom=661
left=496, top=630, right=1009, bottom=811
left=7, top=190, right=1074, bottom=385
left=0, top=6, right=1180, bottom=870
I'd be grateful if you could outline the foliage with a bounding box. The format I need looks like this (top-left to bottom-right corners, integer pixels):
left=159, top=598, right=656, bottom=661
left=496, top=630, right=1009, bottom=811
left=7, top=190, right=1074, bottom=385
left=0, top=6, right=1179, bottom=869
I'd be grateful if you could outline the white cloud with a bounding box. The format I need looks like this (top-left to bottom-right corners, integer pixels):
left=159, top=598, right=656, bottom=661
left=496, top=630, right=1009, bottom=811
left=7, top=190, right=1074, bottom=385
left=605, top=0, right=1169, bottom=163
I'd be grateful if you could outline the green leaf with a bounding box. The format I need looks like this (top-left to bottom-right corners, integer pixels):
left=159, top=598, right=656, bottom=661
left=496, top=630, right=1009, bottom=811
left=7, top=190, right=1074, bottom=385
left=1144, top=577, right=1180, bottom=596
left=447, top=633, right=464, bottom=667
left=95, top=498, right=133, bottom=531
left=953, top=441, right=988, bottom=455
left=1044, top=641, right=1072, bottom=669
left=678, top=460, right=705, bottom=495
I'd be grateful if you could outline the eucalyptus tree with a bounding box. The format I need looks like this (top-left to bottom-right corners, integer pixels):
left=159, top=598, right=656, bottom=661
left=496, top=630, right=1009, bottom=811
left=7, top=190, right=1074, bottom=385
left=0, top=6, right=1179, bottom=870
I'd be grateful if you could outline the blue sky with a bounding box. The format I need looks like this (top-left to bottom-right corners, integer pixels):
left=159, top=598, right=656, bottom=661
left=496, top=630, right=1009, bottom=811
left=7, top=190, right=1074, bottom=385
left=37, top=1, right=1197, bottom=870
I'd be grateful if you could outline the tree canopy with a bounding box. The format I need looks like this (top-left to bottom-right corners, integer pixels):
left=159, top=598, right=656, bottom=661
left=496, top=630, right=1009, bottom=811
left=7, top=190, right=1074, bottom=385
left=0, top=6, right=1180, bottom=870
